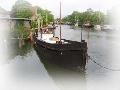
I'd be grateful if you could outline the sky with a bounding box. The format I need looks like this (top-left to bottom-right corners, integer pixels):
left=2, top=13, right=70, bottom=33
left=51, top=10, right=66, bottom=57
left=0, top=0, right=120, bottom=18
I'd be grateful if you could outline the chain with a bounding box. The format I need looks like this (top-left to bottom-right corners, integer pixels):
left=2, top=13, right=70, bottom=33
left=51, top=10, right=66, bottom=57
left=87, top=55, right=120, bottom=71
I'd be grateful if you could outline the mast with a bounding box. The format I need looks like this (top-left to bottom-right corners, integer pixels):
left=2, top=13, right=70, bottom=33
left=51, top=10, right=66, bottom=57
left=81, top=28, right=82, bottom=42
left=98, top=9, right=100, bottom=25
left=60, top=2, right=62, bottom=41
left=38, top=18, right=40, bottom=32
left=46, top=14, right=47, bottom=25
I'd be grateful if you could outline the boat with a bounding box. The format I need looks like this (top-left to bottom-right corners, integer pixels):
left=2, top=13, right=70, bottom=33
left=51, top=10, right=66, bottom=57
left=33, top=2, right=88, bottom=72
left=55, top=24, right=58, bottom=27
left=75, top=23, right=78, bottom=26
left=94, top=25, right=101, bottom=30
left=82, top=21, right=94, bottom=28
left=101, top=25, right=114, bottom=30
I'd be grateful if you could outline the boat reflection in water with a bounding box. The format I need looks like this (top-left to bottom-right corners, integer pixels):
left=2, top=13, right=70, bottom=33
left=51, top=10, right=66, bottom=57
left=34, top=44, right=86, bottom=90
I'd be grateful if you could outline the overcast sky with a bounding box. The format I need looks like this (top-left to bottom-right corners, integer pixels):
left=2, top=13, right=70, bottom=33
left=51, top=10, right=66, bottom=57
left=0, top=0, right=119, bottom=18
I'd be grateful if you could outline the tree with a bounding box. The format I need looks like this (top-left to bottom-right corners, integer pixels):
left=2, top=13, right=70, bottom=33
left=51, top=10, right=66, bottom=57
left=62, top=8, right=106, bottom=25
left=11, top=26, right=29, bottom=39
left=91, top=11, right=106, bottom=25
left=87, top=8, right=94, bottom=22
left=36, top=6, right=44, bottom=16
left=79, top=11, right=88, bottom=24
left=37, top=6, right=54, bottom=22
left=16, top=7, right=32, bottom=18
left=30, top=20, right=37, bottom=29
left=10, top=0, right=31, bottom=17
left=33, top=6, right=54, bottom=25
left=43, top=9, right=54, bottom=23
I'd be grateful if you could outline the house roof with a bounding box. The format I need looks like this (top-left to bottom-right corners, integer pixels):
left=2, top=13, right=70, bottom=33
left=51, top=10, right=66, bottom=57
left=0, top=7, right=6, bottom=12
left=0, top=6, right=10, bottom=15
left=0, top=17, right=31, bottom=21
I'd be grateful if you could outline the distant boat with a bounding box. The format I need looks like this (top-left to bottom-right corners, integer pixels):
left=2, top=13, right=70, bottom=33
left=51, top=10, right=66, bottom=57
left=55, top=24, right=58, bottom=27
left=75, top=23, right=78, bottom=26
left=83, top=21, right=94, bottom=28
left=33, top=2, right=88, bottom=72
left=101, top=25, right=114, bottom=30
left=94, top=25, right=101, bottom=30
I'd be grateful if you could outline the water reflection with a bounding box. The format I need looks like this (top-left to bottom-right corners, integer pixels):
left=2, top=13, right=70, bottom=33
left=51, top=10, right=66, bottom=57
left=1, top=40, right=33, bottom=64
left=68, top=26, right=120, bottom=90
left=34, top=44, right=87, bottom=90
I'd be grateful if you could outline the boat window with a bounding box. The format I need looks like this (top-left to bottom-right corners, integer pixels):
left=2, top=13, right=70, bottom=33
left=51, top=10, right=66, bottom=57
left=42, top=28, right=54, bottom=34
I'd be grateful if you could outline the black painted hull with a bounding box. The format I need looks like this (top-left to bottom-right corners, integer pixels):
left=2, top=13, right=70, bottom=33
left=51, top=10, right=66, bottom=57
left=33, top=37, right=87, bottom=71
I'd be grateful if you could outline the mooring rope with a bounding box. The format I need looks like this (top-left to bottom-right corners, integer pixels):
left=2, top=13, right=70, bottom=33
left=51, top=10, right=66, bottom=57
left=87, top=55, right=120, bottom=71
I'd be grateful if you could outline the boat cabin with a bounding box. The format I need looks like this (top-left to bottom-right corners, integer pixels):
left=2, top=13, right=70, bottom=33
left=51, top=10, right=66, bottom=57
left=41, top=27, right=55, bottom=39
left=36, top=27, right=59, bottom=43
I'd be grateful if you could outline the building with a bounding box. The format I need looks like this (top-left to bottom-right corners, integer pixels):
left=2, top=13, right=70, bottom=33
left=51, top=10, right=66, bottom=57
left=0, top=7, right=10, bottom=18
left=0, top=6, right=31, bottom=30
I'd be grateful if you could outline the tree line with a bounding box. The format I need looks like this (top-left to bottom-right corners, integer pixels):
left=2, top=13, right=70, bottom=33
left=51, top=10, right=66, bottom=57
left=62, top=8, right=115, bottom=26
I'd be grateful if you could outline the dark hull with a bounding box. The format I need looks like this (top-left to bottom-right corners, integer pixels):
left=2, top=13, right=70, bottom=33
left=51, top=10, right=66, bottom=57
left=33, top=37, right=87, bottom=71
left=34, top=45, right=87, bottom=90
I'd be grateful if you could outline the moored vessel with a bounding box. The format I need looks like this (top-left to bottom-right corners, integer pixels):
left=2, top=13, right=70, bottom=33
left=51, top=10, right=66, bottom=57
left=33, top=2, right=88, bottom=71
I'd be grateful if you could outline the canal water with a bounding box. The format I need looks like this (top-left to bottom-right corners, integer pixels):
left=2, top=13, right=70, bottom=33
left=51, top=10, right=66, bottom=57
left=0, top=25, right=120, bottom=90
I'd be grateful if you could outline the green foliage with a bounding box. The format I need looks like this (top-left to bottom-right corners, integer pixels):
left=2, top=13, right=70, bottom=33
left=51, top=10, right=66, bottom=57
left=10, top=0, right=31, bottom=18
left=62, top=8, right=106, bottom=25
left=10, top=0, right=55, bottom=40
left=36, top=6, right=54, bottom=24
left=30, top=20, right=37, bottom=28
left=79, top=11, right=88, bottom=24
left=10, top=5, right=17, bottom=17
left=87, top=8, right=94, bottom=21
left=91, top=11, right=106, bottom=25
left=14, top=21, right=24, bottom=28
left=17, top=7, right=32, bottom=18
left=15, top=0, right=31, bottom=7
left=30, top=6, right=54, bottom=28
left=37, top=6, right=44, bottom=16
left=11, top=26, right=29, bottom=39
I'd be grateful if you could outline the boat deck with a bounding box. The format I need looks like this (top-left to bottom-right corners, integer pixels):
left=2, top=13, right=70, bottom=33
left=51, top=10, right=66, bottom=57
left=34, top=36, right=87, bottom=51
